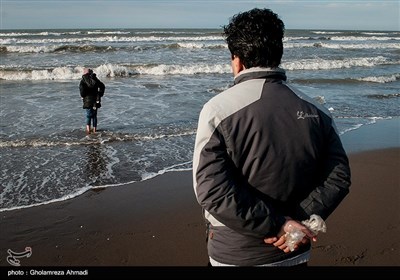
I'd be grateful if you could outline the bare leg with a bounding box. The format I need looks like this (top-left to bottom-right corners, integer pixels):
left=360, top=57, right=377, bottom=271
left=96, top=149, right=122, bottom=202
left=92, top=127, right=97, bottom=133
left=86, top=125, right=91, bottom=134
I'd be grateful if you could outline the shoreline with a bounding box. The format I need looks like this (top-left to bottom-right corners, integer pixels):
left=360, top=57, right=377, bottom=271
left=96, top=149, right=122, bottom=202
left=340, top=117, right=399, bottom=153
left=1, top=117, right=398, bottom=214
left=0, top=117, right=400, bottom=214
left=0, top=117, right=399, bottom=268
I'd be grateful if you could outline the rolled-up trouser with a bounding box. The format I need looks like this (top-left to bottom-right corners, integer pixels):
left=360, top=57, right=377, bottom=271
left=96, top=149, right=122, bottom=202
left=85, top=108, right=97, bottom=128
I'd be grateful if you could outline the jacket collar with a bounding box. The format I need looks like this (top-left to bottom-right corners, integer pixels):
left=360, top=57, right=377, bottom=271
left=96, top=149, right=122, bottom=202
left=234, top=67, right=287, bottom=85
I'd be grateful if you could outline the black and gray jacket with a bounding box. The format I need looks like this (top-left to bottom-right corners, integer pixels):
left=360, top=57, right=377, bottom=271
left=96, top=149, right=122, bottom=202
left=192, top=67, right=351, bottom=265
left=79, top=73, right=105, bottom=109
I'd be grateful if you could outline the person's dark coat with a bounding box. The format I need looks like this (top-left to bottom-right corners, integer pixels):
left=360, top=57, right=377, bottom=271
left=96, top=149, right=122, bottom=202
left=193, top=67, right=351, bottom=265
left=79, top=73, right=105, bottom=109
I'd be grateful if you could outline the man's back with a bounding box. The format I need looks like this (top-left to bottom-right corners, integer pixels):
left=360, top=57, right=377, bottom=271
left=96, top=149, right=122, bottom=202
left=194, top=67, right=350, bottom=265
left=192, top=8, right=351, bottom=266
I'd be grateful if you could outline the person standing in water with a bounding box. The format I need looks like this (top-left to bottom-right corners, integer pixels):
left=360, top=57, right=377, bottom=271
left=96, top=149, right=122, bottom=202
left=79, top=68, right=105, bottom=134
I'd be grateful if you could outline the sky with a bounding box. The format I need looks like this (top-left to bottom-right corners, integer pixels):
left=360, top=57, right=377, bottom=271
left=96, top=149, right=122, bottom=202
left=1, top=0, right=399, bottom=31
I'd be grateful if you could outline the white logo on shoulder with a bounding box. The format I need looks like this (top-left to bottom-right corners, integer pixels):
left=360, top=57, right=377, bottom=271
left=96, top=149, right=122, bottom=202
left=297, top=111, right=319, bottom=119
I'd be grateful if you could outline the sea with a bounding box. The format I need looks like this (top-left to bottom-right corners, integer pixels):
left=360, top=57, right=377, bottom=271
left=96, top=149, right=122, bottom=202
left=0, top=28, right=399, bottom=212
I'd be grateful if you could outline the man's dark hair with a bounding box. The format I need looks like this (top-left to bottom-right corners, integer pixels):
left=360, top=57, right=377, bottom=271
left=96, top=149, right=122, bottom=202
left=223, top=8, right=285, bottom=68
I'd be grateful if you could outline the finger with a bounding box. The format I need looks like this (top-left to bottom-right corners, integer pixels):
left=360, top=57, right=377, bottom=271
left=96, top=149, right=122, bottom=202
left=278, top=242, right=295, bottom=251
left=264, top=237, right=278, bottom=244
left=273, top=236, right=286, bottom=247
left=278, top=244, right=287, bottom=250
left=283, top=247, right=292, bottom=253
left=303, top=228, right=316, bottom=239
left=280, top=245, right=295, bottom=253
left=312, top=236, right=318, bottom=242
left=273, top=240, right=285, bottom=246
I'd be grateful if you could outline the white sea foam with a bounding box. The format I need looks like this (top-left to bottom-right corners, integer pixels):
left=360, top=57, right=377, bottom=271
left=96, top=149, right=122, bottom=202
left=356, top=74, right=400, bottom=83
left=282, top=56, right=396, bottom=71
left=0, top=186, right=92, bottom=212
left=1, top=56, right=397, bottom=80
left=285, top=42, right=400, bottom=49
left=0, top=35, right=224, bottom=45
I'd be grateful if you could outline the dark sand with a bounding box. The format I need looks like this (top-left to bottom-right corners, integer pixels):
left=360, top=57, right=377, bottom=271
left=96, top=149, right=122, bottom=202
left=0, top=118, right=399, bottom=275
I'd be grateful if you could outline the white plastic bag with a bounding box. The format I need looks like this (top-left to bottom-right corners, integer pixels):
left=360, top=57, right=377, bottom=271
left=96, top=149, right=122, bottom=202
left=284, top=214, right=327, bottom=252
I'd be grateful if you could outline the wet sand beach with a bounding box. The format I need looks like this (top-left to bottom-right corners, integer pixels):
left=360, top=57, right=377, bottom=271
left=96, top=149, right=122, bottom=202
left=0, top=118, right=399, bottom=275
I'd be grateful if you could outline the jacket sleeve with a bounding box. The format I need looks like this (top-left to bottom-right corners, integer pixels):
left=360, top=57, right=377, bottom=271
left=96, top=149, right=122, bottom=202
left=295, top=122, right=351, bottom=221
left=193, top=103, right=286, bottom=238
left=79, top=80, right=86, bottom=98
left=97, top=80, right=105, bottom=97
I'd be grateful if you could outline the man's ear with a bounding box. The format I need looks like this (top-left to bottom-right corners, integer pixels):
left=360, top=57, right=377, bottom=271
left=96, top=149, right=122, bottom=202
left=232, top=55, right=245, bottom=76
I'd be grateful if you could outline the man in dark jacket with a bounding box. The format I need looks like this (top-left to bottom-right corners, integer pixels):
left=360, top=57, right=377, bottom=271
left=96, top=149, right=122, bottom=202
left=79, top=68, right=105, bottom=134
left=192, top=8, right=351, bottom=266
